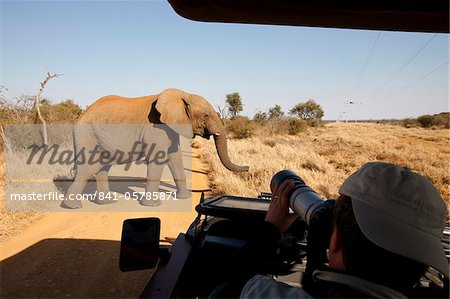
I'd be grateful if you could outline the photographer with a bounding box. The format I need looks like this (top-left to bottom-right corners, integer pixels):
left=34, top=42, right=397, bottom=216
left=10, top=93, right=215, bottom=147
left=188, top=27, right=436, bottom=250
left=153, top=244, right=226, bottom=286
left=240, top=162, right=449, bottom=298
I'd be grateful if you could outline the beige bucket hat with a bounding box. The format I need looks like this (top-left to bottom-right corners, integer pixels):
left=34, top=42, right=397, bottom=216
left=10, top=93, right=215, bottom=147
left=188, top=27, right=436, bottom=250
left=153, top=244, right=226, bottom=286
left=339, top=162, right=449, bottom=278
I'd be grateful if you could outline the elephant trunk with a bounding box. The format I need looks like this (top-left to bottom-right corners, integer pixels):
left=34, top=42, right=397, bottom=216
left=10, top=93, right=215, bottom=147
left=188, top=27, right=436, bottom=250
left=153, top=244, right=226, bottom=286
left=213, top=131, right=249, bottom=172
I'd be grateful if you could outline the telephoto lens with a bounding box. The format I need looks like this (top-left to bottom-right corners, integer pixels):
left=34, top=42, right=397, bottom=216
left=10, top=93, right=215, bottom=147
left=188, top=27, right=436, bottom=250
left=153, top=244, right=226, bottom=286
left=270, top=170, right=324, bottom=225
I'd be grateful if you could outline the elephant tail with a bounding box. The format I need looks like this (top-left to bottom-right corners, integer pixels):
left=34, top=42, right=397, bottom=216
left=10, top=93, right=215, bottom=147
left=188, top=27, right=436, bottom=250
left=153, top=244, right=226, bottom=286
left=70, top=128, right=78, bottom=179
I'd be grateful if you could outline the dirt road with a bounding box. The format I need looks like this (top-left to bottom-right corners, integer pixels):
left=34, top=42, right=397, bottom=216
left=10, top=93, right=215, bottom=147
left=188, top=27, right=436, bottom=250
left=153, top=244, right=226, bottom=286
left=0, top=150, right=210, bottom=298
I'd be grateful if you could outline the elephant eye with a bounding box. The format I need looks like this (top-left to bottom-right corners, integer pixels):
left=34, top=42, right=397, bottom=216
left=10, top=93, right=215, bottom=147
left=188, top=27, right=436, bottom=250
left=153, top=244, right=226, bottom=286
left=205, top=113, right=209, bottom=118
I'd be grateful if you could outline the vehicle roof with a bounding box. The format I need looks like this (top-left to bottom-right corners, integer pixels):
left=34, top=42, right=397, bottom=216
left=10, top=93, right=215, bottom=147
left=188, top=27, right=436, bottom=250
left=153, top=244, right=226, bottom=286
left=168, top=0, right=449, bottom=33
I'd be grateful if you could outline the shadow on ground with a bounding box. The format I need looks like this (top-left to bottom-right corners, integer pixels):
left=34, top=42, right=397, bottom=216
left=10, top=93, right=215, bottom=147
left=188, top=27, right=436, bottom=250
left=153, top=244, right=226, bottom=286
left=54, top=175, right=209, bottom=199
left=0, top=238, right=153, bottom=298
left=53, top=175, right=177, bottom=195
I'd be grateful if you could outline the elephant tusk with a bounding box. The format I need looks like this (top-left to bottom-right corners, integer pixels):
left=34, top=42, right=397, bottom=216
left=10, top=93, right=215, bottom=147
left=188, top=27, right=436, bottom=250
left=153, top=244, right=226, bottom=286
left=213, top=132, right=220, bottom=136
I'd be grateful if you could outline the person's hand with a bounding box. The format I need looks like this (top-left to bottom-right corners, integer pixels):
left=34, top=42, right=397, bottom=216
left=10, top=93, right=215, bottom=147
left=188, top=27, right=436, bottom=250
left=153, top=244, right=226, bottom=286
left=265, top=179, right=298, bottom=233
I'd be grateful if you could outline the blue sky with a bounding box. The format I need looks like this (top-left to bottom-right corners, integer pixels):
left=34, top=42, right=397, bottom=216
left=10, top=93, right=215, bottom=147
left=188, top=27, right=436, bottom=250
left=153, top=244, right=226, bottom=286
left=1, top=0, right=448, bottom=120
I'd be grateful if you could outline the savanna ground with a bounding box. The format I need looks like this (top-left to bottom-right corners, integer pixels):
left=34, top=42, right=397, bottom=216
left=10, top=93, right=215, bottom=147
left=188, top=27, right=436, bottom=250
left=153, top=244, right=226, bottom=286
left=1, top=122, right=449, bottom=241
left=0, top=121, right=448, bottom=297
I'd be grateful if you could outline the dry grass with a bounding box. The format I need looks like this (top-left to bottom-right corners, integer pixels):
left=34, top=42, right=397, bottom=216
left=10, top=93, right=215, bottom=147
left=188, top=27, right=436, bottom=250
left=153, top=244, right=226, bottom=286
left=196, top=123, right=450, bottom=215
left=0, top=135, right=75, bottom=241
left=0, top=150, right=44, bottom=242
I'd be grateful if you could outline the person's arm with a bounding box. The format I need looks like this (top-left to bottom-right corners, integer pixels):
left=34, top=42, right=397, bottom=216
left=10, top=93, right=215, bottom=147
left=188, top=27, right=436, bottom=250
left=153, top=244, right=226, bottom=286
left=238, top=179, right=298, bottom=276
left=240, top=275, right=313, bottom=299
left=223, top=180, right=298, bottom=295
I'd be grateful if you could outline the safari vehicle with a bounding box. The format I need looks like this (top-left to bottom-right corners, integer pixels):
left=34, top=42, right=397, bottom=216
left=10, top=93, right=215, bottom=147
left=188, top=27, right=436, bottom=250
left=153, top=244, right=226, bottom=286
left=119, top=0, right=449, bottom=298
left=121, top=190, right=450, bottom=298
left=120, top=192, right=306, bottom=298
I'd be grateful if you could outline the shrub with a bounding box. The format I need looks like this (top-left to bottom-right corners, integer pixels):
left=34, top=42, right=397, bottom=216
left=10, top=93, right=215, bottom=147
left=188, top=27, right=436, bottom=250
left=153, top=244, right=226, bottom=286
left=0, top=98, right=83, bottom=125
left=417, top=115, right=435, bottom=128
left=268, top=119, right=288, bottom=135
left=227, top=116, right=256, bottom=139
left=306, top=118, right=323, bottom=127
left=402, top=118, right=418, bottom=128
left=42, top=100, right=83, bottom=123
left=414, top=113, right=449, bottom=129
left=287, top=118, right=308, bottom=135
left=253, top=111, right=268, bottom=124
left=433, top=113, right=449, bottom=128
left=263, top=118, right=308, bottom=135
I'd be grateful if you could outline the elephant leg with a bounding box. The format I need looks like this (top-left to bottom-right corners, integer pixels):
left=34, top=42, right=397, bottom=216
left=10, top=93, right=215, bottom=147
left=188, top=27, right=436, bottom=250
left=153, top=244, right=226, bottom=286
left=140, top=162, right=165, bottom=207
left=62, top=164, right=103, bottom=209
left=93, top=165, right=116, bottom=205
left=167, top=151, right=190, bottom=199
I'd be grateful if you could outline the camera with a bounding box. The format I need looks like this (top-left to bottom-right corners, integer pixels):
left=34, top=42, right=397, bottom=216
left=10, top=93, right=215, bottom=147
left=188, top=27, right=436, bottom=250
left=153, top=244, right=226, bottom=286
left=270, top=170, right=325, bottom=225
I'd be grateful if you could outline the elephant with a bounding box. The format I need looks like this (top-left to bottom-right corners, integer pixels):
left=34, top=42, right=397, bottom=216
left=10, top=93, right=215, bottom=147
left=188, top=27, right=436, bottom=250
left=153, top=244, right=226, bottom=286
left=61, top=88, right=249, bottom=209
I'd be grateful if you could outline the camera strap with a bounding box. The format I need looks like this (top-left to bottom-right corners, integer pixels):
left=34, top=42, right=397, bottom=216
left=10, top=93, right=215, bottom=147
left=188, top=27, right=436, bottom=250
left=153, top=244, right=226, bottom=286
left=302, top=199, right=336, bottom=294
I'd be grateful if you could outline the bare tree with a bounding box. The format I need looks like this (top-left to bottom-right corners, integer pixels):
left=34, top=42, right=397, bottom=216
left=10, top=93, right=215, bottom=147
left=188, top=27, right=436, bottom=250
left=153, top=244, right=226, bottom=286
left=35, top=72, right=63, bottom=144
left=0, top=85, right=7, bottom=95
left=0, top=125, right=11, bottom=153
left=0, top=85, right=8, bottom=108
left=3, top=95, right=34, bottom=124
left=0, top=86, right=12, bottom=152
left=217, top=103, right=230, bottom=120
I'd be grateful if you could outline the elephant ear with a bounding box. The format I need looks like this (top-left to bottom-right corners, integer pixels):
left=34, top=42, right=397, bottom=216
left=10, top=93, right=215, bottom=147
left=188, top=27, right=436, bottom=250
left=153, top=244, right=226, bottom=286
left=155, top=89, right=194, bottom=139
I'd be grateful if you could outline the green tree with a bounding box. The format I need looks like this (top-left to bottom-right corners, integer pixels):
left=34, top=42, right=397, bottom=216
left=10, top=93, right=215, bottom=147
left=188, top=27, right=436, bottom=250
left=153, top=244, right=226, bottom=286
left=226, top=92, right=243, bottom=117
left=289, top=99, right=324, bottom=121
left=268, top=105, right=284, bottom=120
